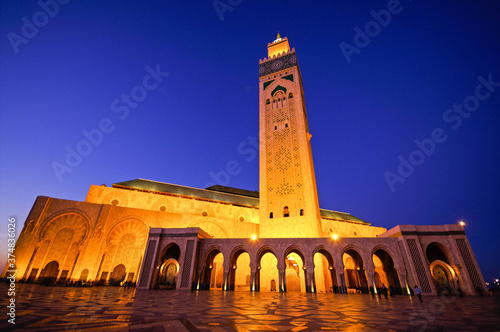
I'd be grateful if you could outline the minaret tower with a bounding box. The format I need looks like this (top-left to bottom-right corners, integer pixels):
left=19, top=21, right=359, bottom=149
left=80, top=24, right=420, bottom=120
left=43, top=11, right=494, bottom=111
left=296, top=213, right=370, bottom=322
left=259, top=34, right=322, bottom=238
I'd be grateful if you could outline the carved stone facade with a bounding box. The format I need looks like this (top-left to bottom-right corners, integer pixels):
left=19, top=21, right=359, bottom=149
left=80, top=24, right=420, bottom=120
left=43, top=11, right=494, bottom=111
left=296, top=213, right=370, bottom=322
left=3, top=35, right=486, bottom=296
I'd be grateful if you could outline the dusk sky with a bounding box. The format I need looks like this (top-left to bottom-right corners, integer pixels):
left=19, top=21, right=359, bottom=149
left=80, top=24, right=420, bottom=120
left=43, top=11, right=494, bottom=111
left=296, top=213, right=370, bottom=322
left=1, top=1, right=499, bottom=283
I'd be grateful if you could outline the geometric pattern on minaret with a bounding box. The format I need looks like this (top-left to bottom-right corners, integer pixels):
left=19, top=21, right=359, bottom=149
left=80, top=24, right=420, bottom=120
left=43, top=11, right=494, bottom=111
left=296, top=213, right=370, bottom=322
left=258, top=34, right=322, bottom=238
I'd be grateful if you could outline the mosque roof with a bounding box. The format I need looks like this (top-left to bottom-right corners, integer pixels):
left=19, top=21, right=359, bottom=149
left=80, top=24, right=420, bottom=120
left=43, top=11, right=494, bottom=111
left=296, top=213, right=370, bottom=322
left=112, top=178, right=369, bottom=225
left=113, top=179, right=260, bottom=207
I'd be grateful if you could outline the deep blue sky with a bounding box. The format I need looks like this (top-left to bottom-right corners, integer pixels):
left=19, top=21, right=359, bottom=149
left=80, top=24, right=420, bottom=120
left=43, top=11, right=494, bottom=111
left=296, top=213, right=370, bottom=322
left=1, top=1, right=499, bottom=283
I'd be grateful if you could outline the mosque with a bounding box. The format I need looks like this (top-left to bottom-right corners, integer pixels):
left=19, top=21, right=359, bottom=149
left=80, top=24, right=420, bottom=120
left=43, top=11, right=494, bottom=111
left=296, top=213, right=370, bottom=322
left=4, top=35, right=486, bottom=296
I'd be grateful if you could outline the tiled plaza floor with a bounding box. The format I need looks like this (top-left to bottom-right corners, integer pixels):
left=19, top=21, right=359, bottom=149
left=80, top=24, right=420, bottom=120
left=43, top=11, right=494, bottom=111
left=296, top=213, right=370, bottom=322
left=1, top=284, right=500, bottom=331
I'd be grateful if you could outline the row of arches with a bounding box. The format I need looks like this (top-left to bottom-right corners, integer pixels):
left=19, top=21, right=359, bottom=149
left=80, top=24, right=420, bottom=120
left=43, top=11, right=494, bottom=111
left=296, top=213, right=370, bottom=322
left=195, top=246, right=402, bottom=294
left=269, top=207, right=304, bottom=218
left=34, top=261, right=133, bottom=286
left=33, top=239, right=467, bottom=296
left=147, top=241, right=405, bottom=294
left=21, top=211, right=149, bottom=286
left=266, top=92, right=294, bottom=109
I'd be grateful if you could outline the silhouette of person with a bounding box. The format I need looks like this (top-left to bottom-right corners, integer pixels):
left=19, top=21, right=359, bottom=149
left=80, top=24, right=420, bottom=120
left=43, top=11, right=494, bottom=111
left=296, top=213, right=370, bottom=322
left=414, top=285, right=422, bottom=302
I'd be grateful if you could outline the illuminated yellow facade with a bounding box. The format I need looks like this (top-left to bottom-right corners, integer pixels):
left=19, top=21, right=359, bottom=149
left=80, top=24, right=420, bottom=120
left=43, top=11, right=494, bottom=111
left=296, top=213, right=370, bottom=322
left=4, top=36, right=487, bottom=296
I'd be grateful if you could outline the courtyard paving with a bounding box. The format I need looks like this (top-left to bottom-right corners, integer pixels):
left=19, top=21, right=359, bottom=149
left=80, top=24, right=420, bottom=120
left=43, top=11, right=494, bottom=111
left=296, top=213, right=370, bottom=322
left=1, top=284, right=500, bottom=331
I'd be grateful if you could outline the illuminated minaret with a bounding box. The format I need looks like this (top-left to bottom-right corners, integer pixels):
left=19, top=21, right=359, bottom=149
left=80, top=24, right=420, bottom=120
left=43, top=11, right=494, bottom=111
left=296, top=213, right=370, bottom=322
left=259, top=34, right=322, bottom=238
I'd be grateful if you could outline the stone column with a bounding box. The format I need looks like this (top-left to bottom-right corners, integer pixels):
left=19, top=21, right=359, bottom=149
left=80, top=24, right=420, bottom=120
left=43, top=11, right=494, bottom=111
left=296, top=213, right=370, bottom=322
left=336, top=270, right=345, bottom=294
left=310, top=273, right=316, bottom=293
left=195, top=272, right=201, bottom=290
left=223, top=271, right=229, bottom=291
left=373, top=272, right=381, bottom=298
left=68, top=251, right=80, bottom=281
left=366, top=271, right=374, bottom=298
left=395, top=268, right=407, bottom=295
left=250, top=271, right=256, bottom=292
left=22, top=246, right=39, bottom=281
left=281, top=270, right=287, bottom=292
left=402, top=274, right=411, bottom=295
left=304, top=270, right=311, bottom=292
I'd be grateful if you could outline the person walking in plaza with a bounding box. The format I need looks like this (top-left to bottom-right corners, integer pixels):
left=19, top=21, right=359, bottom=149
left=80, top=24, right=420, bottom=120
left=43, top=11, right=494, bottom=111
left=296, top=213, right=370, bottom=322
left=414, top=285, right=422, bottom=302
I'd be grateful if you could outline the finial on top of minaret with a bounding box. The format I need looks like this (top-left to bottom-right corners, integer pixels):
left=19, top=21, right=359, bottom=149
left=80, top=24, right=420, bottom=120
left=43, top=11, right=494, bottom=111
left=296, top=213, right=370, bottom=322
left=273, top=32, right=283, bottom=44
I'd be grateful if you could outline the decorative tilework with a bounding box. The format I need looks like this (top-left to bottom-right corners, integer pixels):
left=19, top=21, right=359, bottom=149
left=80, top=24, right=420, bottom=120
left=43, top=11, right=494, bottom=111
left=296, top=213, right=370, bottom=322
left=456, top=239, right=482, bottom=288
left=259, top=52, right=298, bottom=77
left=282, top=74, right=294, bottom=82
left=407, top=239, right=432, bottom=293
left=263, top=80, right=274, bottom=90
left=180, top=240, right=195, bottom=288
left=271, top=85, right=287, bottom=97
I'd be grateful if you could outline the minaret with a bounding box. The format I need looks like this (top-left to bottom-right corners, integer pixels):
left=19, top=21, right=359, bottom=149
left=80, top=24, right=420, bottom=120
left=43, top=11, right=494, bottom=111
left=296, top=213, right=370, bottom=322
left=258, top=34, right=322, bottom=238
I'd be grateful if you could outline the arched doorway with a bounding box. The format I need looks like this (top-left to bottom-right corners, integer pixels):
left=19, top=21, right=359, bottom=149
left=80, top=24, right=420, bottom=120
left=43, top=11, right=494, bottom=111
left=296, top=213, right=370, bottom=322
left=38, top=261, right=59, bottom=285
left=158, top=259, right=179, bottom=290
left=430, top=261, right=457, bottom=295
left=314, top=250, right=336, bottom=293
left=200, top=248, right=224, bottom=290
left=258, top=249, right=279, bottom=292
left=285, top=251, right=306, bottom=292
left=343, top=249, right=368, bottom=293
left=211, top=253, right=224, bottom=290
left=79, top=269, right=89, bottom=282
left=229, top=249, right=251, bottom=291
left=426, top=242, right=457, bottom=294
left=109, top=264, right=126, bottom=286
left=426, top=242, right=450, bottom=264
left=156, top=243, right=181, bottom=289
left=373, top=249, right=402, bottom=294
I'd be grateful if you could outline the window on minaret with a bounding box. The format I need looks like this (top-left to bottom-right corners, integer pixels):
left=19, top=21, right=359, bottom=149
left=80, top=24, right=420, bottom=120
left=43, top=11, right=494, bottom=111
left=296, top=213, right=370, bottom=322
left=273, top=91, right=286, bottom=108
left=283, top=206, right=289, bottom=217
left=300, top=209, right=304, bottom=216
left=266, top=99, right=270, bottom=105
left=270, top=212, right=273, bottom=219
left=288, top=93, right=293, bottom=98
